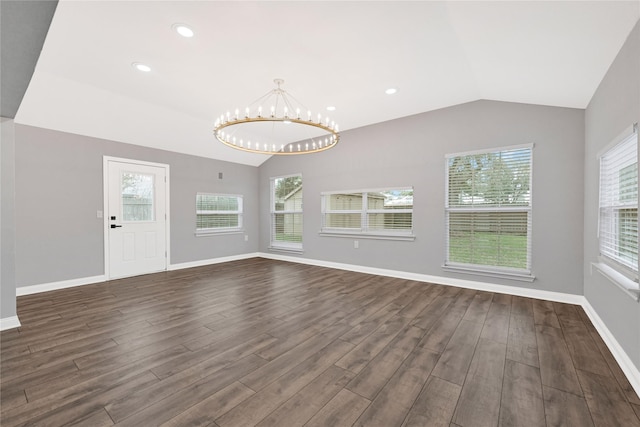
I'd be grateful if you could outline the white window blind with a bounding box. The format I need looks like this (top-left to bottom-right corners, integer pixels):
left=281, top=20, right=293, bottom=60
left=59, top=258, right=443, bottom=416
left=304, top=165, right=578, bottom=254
left=196, top=193, right=243, bottom=234
left=599, top=128, right=638, bottom=276
left=271, top=174, right=303, bottom=250
left=445, top=145, right=533, bottom=275
left=321, top=188, right=413, bottom=237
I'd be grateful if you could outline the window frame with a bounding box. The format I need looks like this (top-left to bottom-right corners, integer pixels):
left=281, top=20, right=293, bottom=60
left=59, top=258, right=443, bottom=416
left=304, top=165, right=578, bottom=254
left=444, top=143, right=534, bottom=281
left=270, top=173, right=304, bottom=251
left=195, top=192, right=244, bottom=236
left=319, top=187, right=415, bottom=241
left=597, top=124, right=638, bottom=295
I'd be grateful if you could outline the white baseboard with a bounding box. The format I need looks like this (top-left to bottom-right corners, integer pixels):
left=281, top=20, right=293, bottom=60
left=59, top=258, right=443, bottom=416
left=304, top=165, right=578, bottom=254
left=0, top=316, right=21, bottom=331
left=14, top=254, right=262, bottom=297
left=258, top=252, right=584, bottom=304
left=581, top=299, right=640, bottom=398
left=168, top=252, right=260, bottom=271
left=16, top=275, right=107, bottom=296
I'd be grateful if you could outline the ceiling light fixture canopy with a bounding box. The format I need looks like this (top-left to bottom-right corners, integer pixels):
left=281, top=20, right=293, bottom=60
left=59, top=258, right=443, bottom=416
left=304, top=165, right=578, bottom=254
left=214, top=79, right=339, bottom=155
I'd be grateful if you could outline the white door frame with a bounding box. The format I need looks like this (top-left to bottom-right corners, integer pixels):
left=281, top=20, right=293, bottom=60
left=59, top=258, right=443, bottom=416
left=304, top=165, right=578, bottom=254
left=103, top=156, right=171, bottom=280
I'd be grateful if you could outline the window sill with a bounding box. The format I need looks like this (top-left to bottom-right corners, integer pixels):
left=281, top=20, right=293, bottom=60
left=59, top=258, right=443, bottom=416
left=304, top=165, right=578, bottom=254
left=442, top=264, right=535, bottom=282
left=268, top=245, right=304, bottom=254
left=195, top=229, right=244, bottom=237
left=319, top=231, right=416, bottom=242
left=592, top=262, right=640, bottom=302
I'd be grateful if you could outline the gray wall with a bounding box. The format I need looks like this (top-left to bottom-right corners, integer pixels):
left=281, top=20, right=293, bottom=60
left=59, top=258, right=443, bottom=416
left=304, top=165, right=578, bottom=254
left=14, top=124, right=259, bottom=287
left=1, top=118, right=17, bottom=319
left=0, top=0, right=58, bottom=118
left=584, top=20, right=640, bottom=371
left=259, top=100, right=585, bottom=295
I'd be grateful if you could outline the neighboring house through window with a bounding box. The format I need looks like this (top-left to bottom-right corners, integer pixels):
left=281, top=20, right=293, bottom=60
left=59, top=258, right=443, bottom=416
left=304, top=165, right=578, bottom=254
left=445, top=144, right=533, bottom=280
left=196, top=193, right=243, bottom=235
left=271, top=174, right=303, bottom=250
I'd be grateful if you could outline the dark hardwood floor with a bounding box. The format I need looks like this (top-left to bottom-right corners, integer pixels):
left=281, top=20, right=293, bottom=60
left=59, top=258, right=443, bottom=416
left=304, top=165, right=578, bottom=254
left=1, top=258, right=639, bottom=426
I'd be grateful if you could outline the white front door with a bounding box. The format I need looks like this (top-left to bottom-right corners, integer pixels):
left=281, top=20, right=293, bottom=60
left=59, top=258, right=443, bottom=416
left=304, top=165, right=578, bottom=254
left=106, top=159, right=168, bottom=279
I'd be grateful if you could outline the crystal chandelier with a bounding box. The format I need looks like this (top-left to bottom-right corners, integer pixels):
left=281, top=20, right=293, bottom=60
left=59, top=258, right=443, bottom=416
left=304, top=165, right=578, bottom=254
left=214, top=79, right=340, bottom=155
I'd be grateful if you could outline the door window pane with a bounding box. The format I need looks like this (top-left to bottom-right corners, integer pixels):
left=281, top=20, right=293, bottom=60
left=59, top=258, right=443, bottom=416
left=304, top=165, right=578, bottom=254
left=122, top=172, right=154, bottom=221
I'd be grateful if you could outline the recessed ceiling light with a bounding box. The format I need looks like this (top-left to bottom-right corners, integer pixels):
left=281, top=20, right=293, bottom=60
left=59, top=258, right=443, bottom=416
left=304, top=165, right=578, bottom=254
left=132, top=62, right=151, bottom=72
left=173, top=23, right=194, bottom=38
left=385, top=88, right=398, bottom=95
left=326, top=106, right=336, bottom=111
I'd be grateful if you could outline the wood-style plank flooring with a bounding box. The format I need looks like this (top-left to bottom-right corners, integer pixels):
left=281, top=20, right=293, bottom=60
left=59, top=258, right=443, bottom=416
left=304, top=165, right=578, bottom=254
left=1, top=258, right=639, bottom=426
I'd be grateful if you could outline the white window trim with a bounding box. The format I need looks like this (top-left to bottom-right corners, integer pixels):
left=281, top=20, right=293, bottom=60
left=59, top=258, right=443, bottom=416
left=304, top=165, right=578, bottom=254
left=446, top=142, right=534, bottom=159
left=592, top=262, right=640, bottom=301
left=267, top=242, right=305, bottom=254
left=319, top=232, right=416, bottom=242
left=444, top=143, right=534, bottom=279
left=442, top=263, right=536, bottom=282
left=596, top=123, right=638, bottom=300
left=270, top=173, right=303, bottom=251
left=319, top=187, right=415, bottom=241
left=195, top=193, right=244, bottom=236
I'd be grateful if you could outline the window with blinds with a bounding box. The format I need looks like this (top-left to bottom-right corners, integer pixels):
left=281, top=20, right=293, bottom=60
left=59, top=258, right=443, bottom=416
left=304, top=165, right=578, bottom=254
left=445, top=145, right=533, bottom=275
left=599, top=128, right=638, bottom=277
left=321, top=188, right=414, bottom=237
left=196, top=193, right=243, bottom=234
left=271, top=174, right=303, bottom=250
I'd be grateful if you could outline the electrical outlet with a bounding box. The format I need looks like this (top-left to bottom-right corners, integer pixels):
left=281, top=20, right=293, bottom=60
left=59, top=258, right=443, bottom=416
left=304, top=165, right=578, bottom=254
left=97, top=210, right=103, bottom=218
left=245, top=235, right=249, bottom=242
left=354, top=240, right=359, bottom=249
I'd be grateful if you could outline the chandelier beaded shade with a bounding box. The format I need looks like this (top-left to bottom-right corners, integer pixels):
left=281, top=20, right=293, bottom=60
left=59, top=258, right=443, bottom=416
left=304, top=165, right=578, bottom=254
left=214, top=79, right=339, bottom=155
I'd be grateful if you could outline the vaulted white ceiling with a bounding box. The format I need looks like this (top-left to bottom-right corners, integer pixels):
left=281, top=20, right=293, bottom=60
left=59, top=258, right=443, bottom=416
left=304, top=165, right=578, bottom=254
left=15, top=1, right=640, bottom=166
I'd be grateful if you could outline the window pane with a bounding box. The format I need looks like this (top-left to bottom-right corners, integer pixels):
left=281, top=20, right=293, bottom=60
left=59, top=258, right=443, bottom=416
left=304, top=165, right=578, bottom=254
left=273, top=213, right=303, bottom=242
left=325, top=213, right=361, bottom=229
left=368, top=212, right=412, bottom=231
left=599, top=131, right=638, bottom=272
left=618, top=208, right=638, bottom=266
left=329, top=194, right=363, bottom=210
left=197, top=195, right=238, bottom=211
left=271, top=175, right=303, bottom=248
left=367, top=189, right=413, bottom=231
left=122, top=172, right=154, bottom=221
left=274, top=176, right=303, bottom=211
left=367, top=189, right=414, bottom=210
left=446, top=146, right=532, bottom=273
left=195, top=193, right=242, bottom=232
left=321, top=188, right=414, bottom=235
left=197, top=214, right=239, bottom=229
left=448, top=149, right=531, bottom=208
left=620, top=163, right=638, bottom=203
left=448, top=211, right=529, bottom=269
